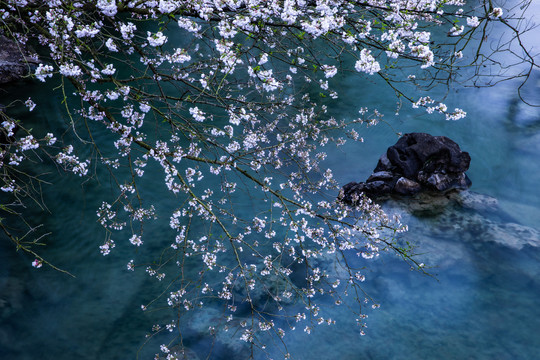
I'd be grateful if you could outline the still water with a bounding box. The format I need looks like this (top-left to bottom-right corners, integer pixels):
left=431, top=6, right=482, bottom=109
left=2, top=11, right=540, bottom=360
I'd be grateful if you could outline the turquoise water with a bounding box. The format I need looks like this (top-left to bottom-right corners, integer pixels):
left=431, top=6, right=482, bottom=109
left=2, top=8, right=540, bottom=360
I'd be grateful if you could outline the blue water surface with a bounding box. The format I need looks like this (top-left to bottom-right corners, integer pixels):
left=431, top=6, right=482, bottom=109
left=2, top=4, right=540, bottom=360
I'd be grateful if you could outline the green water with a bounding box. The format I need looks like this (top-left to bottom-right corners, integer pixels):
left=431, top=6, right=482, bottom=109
left=2, top=8, right=540, bottom=360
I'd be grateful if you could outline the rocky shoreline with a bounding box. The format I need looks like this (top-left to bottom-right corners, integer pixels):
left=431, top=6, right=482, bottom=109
left=0, top=34, right=38, bottom=84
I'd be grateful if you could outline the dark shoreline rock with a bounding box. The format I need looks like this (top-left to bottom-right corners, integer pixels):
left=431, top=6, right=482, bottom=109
left=0, top=34, right=38, bottom=84
left=340, top=133, right=472, bottom=202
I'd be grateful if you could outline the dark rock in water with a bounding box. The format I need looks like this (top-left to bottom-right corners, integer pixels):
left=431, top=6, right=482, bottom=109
left=367, top=171, right=394, bottom=182
left=0, top=35, right=38, bottom=84
left=341, top=133, right=471, bottom=201
left=394, top=177, right=422, bottom=195
left=374, top=153, right=392, bottom=173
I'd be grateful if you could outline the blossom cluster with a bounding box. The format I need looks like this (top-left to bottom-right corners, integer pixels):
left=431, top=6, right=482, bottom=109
left=0, top=0, right=525, bottom=358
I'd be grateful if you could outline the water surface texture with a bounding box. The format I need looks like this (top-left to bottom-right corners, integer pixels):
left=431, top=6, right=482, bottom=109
left=2, top=7, right=540, bottom=360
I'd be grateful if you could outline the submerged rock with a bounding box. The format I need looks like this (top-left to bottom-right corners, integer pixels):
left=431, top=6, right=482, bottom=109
left=386, top=190, right=540, bottom=251
left=430, top=208, right=540, bottom=250
left=340, top=133, right=471, bottom=201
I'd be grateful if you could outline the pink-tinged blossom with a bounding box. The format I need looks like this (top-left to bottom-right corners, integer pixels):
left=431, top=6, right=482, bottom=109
left=126, top=260, right=135, bottom=271
left=55, top=146, right=89, bottom=176
left=101, top=64, right=116, bottom=75
left=1, top=120, right=16, bottom=136
left=139, top=102, right=151, bottom=113
left=32, top=259, right=43, bottom=268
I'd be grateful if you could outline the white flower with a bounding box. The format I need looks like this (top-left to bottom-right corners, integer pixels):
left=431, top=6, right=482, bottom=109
left=158, top=0, right=178, bottom=14
left=2, top=120, right=16, bottom=137
left=321, top=65, right=337, bottom=78
left=129, top=235, right=143, bottom=246
left=55, top=146, right=90, bottom=176
left=101, top=64, right=116, bottom=76
left=147, top=31, right=167, bottom=47
left=177, top=17, right=201, bottom=33
left=127, top=260, right=134, bottom=271
left=106, top=91, right=119, bottom=100
left=105, top=38, right=118, bottom=52
left=258, top=53, right=269, bottom=65
left=120, top=23, right=136, bottom=40
left=489, top=8, right=503, bottom=19
left=97, top=0, right=117, bottom=17
left=449, top=25, right=464, bottom=36
left=189, top=107, right=205, bottom=122
left=410, top=44, right=435, bottom=68
left=25, top=98, right=36, bottom=111
left=436, top=103, right=448, bottom=112
left=202, top=253, right=217, bottom=269
left=99, top=239, right=115, bottom=255
left=467, top=16, right=480, bottom=27
left=355, top=49, right=380, bottom=75
left=45, top=133, right=57, bottom=145
left=226, top=141, right=240, bottom=153
left=1, top=180, right=16, bottom=193
left=59, top=63, right=82, bottom=77
left=139, top=103, right=151, bottom=113
left=446, top=108, right=467, bottom=120
left=19, top=135, right=39, bottom=150
left=74, top=24, right=100, bottom=38
left=32, top=259, right=43, bottom=268
left=167, top=48, right=191, bottom=63
left=35, top=64, right=53, bottom=82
